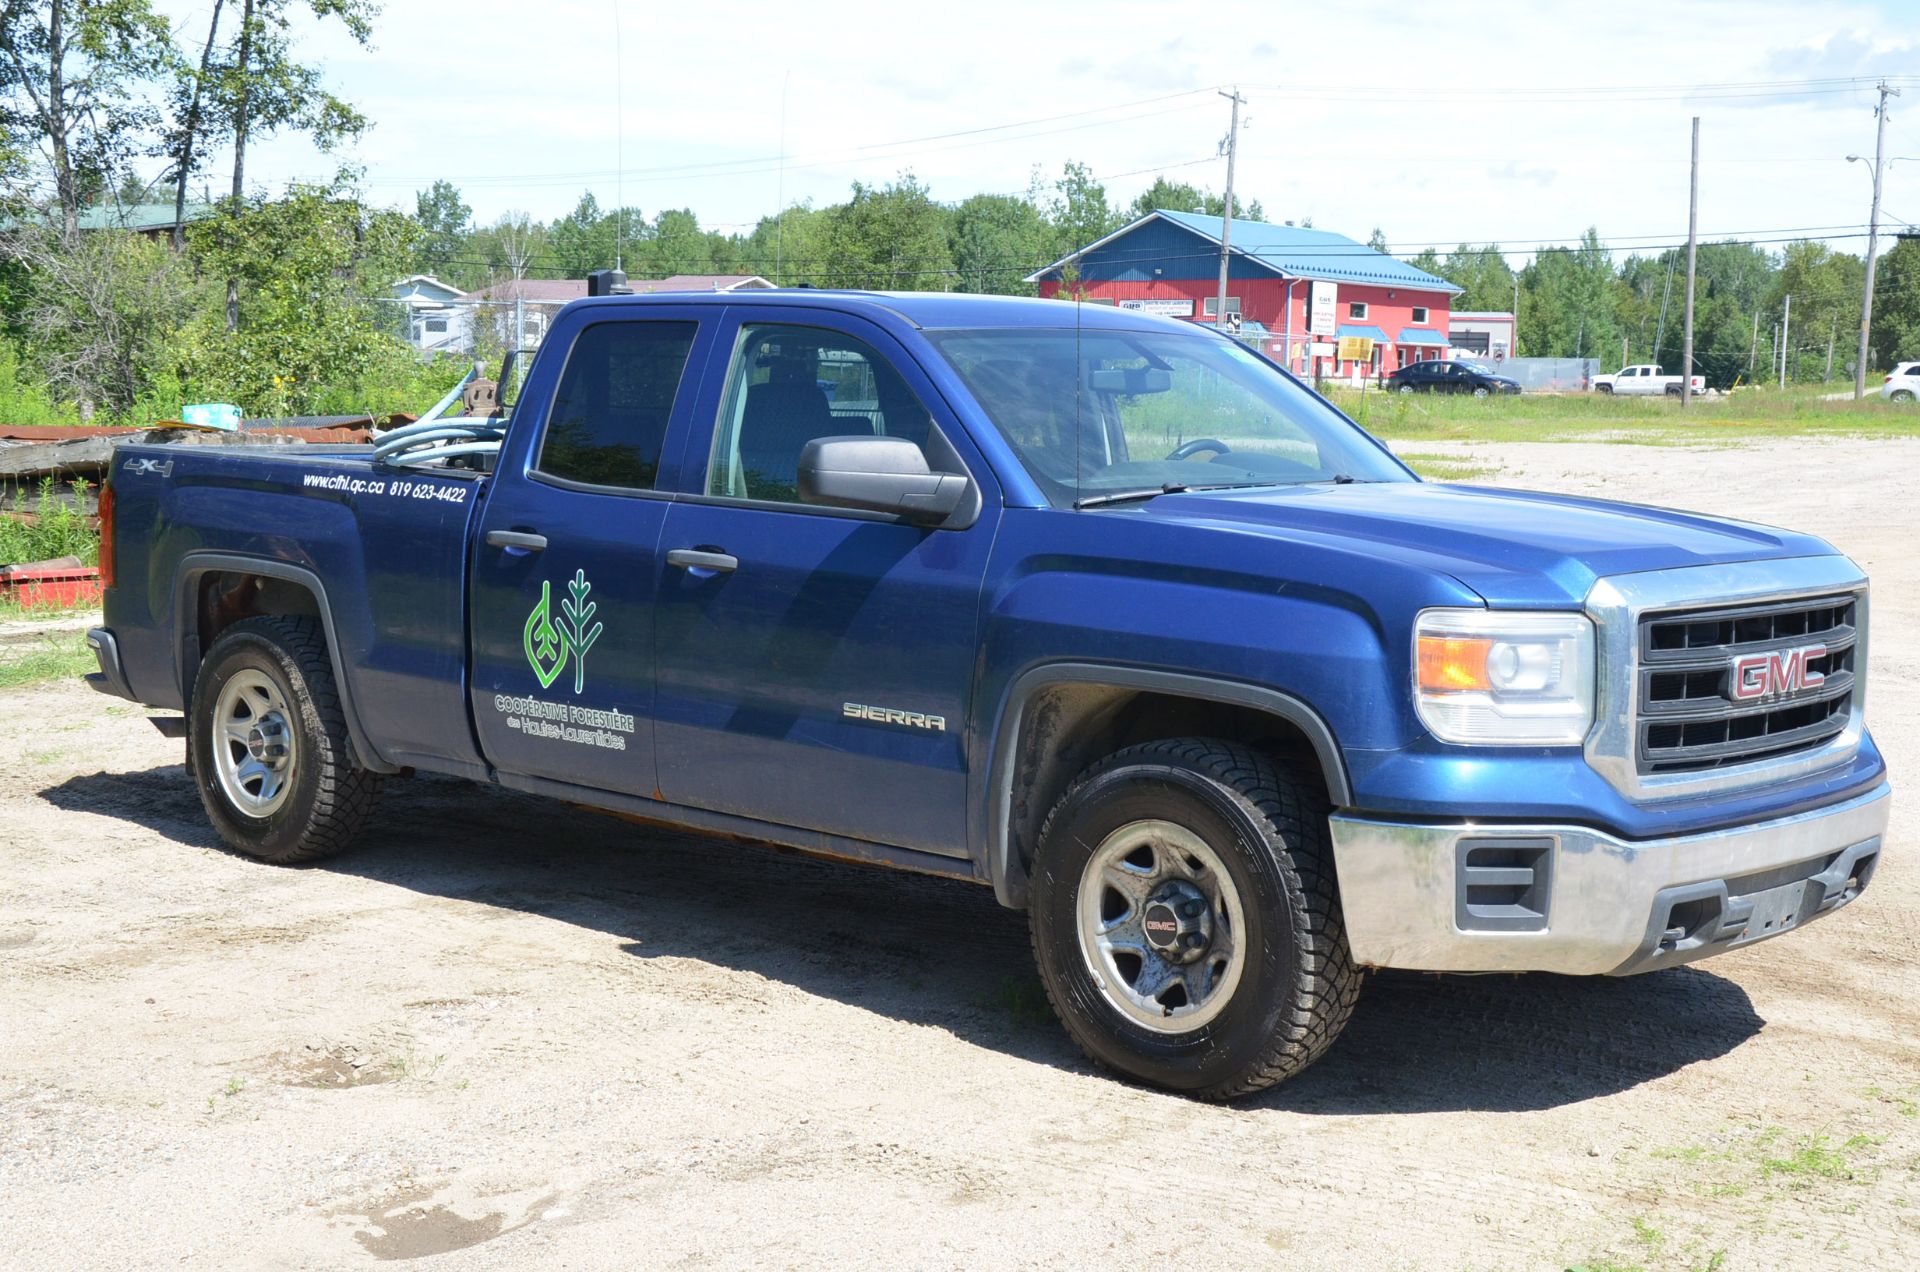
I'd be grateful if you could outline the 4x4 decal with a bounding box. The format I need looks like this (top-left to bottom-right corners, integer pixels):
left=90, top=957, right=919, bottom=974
left=523, top=568, right=603, bottom=694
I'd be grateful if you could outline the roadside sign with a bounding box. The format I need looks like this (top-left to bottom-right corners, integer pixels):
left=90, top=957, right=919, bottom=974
left=1309, top=282, right=1338, bottom=336
left=1338, top=336, right=1374, bottom=362
left=1119, top=298, right=1193, bottom=317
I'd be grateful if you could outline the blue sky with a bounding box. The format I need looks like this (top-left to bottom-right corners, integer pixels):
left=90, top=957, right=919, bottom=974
left=150, top=0, right=1920, bottom=261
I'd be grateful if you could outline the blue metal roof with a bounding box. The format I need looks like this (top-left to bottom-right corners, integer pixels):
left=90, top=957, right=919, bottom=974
left=1027, top=210, right=1464, bottom=293
left=1398, top=327, right=1447, bottom=344
left=1336, top=324, right=1389, bottom=342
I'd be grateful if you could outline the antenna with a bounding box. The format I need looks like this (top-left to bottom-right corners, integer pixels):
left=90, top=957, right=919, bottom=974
left=612, top=0, right=625, bottom=271
left=777, top=71, right=790, bottom=284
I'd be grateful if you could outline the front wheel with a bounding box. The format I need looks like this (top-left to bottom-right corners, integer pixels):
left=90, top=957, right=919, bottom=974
left=189, top=616, right=381, bottom=864
left=1597, top=383, right=1614, bottom=395
left=1028, top=738, right=1361, bottom=1099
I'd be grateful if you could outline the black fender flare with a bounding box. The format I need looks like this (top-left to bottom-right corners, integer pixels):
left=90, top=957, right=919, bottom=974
left=173, top=552, right=400, bottom=774
left=982, top=662, right=1350, bottom=908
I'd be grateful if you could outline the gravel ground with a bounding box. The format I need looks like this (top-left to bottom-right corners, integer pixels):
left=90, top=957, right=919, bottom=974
left=1, top=437, right=1915, bottom=1269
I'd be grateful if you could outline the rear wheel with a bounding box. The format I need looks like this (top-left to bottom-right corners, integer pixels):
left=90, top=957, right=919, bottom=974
left=1396, top=383, right=1414, bottom=394
left=189, top=616, right=380, bottom=864
left=1028, top=738, right=1361, bottom=1099
left=1471, top=386, right=1490, bottom=398
left=1891, top=389, right=1916, bottom=403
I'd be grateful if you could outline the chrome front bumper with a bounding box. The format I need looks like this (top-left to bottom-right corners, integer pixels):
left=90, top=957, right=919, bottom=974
left=1328, top=783, right=1890, bottom=976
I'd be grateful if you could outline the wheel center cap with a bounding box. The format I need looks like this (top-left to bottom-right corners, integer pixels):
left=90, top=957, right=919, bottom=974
left=1142, top=880, right=1212, bottom=963
left=246, top=716, right=289, bottom=765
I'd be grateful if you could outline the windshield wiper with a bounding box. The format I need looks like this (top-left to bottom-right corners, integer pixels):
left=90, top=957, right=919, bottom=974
left=1074, top=482, right=1190, bottom=509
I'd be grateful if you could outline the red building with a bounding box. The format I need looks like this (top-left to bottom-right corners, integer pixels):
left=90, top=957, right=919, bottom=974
left=1026, top=210, right=1462, bottom=383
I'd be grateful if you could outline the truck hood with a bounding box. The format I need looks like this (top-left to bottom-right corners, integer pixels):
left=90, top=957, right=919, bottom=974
left=1133, top=480, right=1836, bottom=607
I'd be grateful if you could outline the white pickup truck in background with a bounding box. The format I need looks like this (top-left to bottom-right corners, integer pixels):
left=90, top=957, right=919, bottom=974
left=1592, top=364, right=1707, bottom=396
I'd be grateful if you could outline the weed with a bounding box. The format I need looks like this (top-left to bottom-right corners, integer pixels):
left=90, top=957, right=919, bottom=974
left=973, top=976, right=1052, bottom=1028
left=0, top=477, right=99, bottom=568
left=0, top=633, right=97, bottom=689
left=1758, top=1132, right=1879, bottom=1185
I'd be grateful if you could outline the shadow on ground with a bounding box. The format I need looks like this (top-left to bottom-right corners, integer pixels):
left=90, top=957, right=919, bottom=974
left=44, top=766, right=1765, bottom=1114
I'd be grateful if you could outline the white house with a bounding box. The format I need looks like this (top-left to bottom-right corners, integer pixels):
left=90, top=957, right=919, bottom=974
left=390, top=275, right=473, bottom=354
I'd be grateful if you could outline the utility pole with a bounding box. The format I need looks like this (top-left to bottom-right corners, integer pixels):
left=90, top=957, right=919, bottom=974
left=1780, top=292, right=1791, bottom=388
left=1215, top=88, right=1246, bottom=336
left=1856, top=79, right=1900, bottom=399
left=1748, top=311, right=1760, bottom=373
left=1682, top=116, right=1700, bottom=406
left=1825, top=319, right=1837, bottom=381
left=1512, top=277, right=1520, bottom=355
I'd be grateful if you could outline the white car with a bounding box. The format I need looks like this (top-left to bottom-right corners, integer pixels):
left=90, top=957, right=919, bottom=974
left=1881, top=361, right=1920, bottom=402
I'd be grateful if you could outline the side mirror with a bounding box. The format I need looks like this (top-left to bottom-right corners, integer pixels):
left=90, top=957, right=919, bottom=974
left=797, top=436, right=972, bottom=525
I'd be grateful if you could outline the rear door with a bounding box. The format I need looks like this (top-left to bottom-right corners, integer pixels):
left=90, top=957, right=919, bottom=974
left=469, top=307, right=715, bottom=796
left=649, top=308, right=1000, bottom=858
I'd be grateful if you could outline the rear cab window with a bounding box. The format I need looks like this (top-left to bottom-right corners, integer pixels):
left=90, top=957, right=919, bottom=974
left=536, top=320, right=699, bottom=491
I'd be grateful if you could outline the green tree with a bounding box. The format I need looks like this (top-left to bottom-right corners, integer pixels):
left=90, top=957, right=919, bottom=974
left=1869, top=236, right=1920, bottom=370
left=1772, top=240, right=1865, bottom=380
left=0, top=0, right=172, bottom=234
left=212, top=0, right=375, bottom=326
left=1517, top=229, right=1619, bottom=361
left=1048, top=161, right=1119, bottom=258
left=1366, top=227, right=1389, bottom=253
left=182, top=183, right=426, bottom=416
left=639, top=207, right=711, bottom=277
left=1125, top=175, right=1261, bottom=223
left=1437, top=244, right=1516, bottom=313
left=548, top=191, right=613, bottom=278
left=949, top=192, right=1049, bottom=294
left=413, top=179, right=472, bottom=283
left=820, top=173, right=952, bottom=290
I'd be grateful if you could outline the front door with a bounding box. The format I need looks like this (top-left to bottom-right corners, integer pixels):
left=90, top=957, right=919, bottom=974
left=650, top=312, right=999, bottom=858
left=469, top=309, right=714, bottom=796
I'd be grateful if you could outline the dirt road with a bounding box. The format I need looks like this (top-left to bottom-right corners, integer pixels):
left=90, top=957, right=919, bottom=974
left=2, top=438, right=1915, bottom=1269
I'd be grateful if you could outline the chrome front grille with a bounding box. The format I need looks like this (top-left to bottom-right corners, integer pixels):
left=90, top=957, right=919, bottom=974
left=1635, top=594, right=1858, bottom=774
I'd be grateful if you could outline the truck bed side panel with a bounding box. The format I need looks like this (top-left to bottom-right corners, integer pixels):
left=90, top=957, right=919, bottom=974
left=105, top=445, right=486, bottom=776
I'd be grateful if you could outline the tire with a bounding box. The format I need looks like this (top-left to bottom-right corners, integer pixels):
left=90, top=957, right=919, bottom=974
left=1891, top=389, right=1915, bottom=403
left=189, top=616, right=380, bottom=864
left=1471, top=386, right=1490, bottom=398
left=1665, top=384, right=1683, bottom=397
left=1027, top=738, right=1361, bottom=1100
left=1598, top=383, right=1613, bottom=395
left=1396, top=383, right=1414, bottom=395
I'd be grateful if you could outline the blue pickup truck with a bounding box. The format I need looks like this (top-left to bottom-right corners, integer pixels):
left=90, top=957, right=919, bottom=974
left=87, top=291, right=1890, bottom=1099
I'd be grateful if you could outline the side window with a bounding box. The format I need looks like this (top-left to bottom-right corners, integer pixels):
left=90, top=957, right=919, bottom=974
left=537, top=320, right=698, bottom=490
left=1348, top=301, right=1368, bottom=320
left=707, top=323, right=937, bottom=504
left=1411, top=306, right=1429, bottom=324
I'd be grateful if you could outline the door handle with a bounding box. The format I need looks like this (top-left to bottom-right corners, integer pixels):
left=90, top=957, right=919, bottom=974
left=666, top=548, right=739, bottom=574
left=486, top=529, right=548, bottom=552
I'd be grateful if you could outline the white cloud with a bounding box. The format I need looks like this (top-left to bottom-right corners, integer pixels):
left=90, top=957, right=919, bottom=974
left=148, top=0, right=1917, bottom=261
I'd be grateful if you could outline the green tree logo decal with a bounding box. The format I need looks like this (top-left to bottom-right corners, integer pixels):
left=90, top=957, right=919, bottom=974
left=521, top=569, right=603, bottom=694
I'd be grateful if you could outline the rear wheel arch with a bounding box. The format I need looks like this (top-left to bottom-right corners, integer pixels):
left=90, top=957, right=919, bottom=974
left=173, top=553, right=398, bottom=774
left=985, top=664, right=1350, bottom=909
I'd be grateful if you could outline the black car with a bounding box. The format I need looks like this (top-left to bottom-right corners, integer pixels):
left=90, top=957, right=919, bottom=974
left=1384, top=359, right=1522, bottom=396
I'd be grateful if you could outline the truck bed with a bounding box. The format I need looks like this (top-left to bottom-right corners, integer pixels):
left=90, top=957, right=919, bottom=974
left=104, top=441, right=491, bottom=778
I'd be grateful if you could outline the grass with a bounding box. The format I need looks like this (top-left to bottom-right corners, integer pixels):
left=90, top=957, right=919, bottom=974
left=1329, top=382, right=1920, bottom=447
left=0, top=632, right=97, bottom=689
left=1392, top=450, right=1504, bottom=482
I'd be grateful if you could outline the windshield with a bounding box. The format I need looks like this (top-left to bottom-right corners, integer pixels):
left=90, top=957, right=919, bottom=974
left=926, top=328, right=1412, bottom=506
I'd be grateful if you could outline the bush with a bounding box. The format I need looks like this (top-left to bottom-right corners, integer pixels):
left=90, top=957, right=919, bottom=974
left=0, top=478, right=99, bottom=567
left=0, top=336, right=78, bottom=426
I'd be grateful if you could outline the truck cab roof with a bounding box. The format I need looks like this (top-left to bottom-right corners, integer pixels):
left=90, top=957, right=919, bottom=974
left=563, top=289, right=1199, bottom=333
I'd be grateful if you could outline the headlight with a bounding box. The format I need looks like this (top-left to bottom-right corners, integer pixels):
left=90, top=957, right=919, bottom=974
left=1414, top=609, right=1595, bottom=745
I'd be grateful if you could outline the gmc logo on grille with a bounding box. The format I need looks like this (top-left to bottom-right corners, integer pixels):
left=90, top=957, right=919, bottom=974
left=1729, top=644, right=1827, bottom=702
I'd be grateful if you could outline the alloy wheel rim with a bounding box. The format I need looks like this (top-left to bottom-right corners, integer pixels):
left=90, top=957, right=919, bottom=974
left=1075, top=819, right=1247, bottom=1034
left=212, top=669, right=297, bottom=817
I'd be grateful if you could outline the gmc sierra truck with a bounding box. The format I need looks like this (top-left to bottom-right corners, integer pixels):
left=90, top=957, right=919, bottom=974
left=87, top=292, right=1890, bottom=1100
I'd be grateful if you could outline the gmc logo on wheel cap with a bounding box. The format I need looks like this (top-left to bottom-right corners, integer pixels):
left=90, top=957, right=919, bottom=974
left=1729, top=644, right=1827, bottom=702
